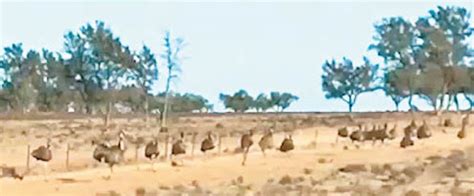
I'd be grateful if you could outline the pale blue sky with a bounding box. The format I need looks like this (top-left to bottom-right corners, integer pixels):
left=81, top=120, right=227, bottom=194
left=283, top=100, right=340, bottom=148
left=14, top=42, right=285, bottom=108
left=1, top=0, right=473, bottom=112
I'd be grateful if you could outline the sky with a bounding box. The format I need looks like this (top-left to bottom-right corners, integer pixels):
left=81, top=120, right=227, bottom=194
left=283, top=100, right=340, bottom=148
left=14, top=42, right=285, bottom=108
left=0, top=0, right=473, bottom=112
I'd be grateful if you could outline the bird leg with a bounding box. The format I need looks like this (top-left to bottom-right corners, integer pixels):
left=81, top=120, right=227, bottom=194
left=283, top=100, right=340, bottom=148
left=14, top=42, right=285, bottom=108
left=42, top=162, right=49, bottom=182
left=242, top=148, right=249, bottom=166
left=151, top=159, right=156, bottom=172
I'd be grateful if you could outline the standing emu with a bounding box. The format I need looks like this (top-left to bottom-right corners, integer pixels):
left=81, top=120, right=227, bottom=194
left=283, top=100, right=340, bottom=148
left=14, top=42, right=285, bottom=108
left=458, top=115, right=469, bottom=139
left=144, top=137, right=159, bottom=171
left=171, top=132, right=186, bottom=166
left=92, top=131, right=127, bottom=179
left=201, top=132, right=215, bottom=154
left=258, top=128, right=274, bottom=156
left=240, top=129, right=255, bottom=166
left=31, top=139, right=52, bottom=181
left=279, top=134, right=294, bottom=153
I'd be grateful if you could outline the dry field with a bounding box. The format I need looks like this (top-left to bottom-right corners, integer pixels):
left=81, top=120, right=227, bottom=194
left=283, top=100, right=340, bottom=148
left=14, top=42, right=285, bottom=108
left=0, top=112, right=473, bottom=195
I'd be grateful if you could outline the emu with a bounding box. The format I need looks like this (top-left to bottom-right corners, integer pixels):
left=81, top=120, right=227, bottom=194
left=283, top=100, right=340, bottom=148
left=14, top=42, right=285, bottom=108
left=336, top=127, right=350, bottom=143
left=350, top=125, right=364, bottom=144
left=279, top=134, right=294, bottom=153
left=458, top=115, right=468, bottom=139
left=31, top=139, right=52, bottom=181
left=258, top=128, right=274, bottom=156
left=171, top=132, right=186, bottom=166
left=92, top=131, right=127, bottom=179
left=373, top=123, right=389, bottom=144
left=201, top=131, right=215, bottom=154
left=400, top=131, right=414, bottom=148
left=144, top=137, right=159, bottom=171
left=417, top=120, right=432, bottom=139
left=388, top=124, right=398, bottom=140
left=241, top=129, right=255, bottom=166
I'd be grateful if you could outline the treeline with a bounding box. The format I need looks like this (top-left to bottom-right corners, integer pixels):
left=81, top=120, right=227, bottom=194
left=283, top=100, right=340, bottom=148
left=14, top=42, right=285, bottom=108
left=0, top=21, right=300, bottom=119
left=322, top=6, right=474, bottom=112
left=219, top=90, right=299, bottom=112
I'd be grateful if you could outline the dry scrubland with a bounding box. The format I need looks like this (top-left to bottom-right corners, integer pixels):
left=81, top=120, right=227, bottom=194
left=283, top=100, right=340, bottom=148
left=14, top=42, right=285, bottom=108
left=0, top=112, right=473, bottom=195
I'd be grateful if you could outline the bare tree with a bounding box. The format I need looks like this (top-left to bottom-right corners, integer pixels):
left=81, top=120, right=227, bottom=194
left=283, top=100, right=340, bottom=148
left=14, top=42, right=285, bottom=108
left=160, top=31, right=186, bottom=131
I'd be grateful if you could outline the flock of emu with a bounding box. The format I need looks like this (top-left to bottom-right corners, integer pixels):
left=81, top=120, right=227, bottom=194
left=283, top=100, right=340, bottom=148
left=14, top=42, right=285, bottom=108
left=21, top=113, right=470, bottom=181
left=27, top=124, right=296, bottom=180
left=336, top=114, right=470, bottom=149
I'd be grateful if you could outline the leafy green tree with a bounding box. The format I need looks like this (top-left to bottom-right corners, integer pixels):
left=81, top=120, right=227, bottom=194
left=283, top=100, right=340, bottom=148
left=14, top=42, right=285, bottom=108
left=125, top=45, right=158, bottom=124
left=269, top=92, right=299, bottom=111
left=383, top=70, right=406, bottom=111
left=254, top=93, right=272, bottom=112
left=0, top=44, right=42, bottom=112
left=35, top=49, right=69, bottom=112
left=415, top=6, right=473, bottom=111
left=369, top=17, right=419, bottom=110
left=219, top=89, right=254, bottom=112
left=321, top=57, right=379, bottom=112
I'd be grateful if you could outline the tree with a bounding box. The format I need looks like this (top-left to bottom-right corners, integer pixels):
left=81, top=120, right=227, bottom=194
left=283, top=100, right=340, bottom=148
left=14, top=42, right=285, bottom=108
left=63, top=30, right=100, bottom=114
left=125, top=45, right=158, bottom=125
left=415, top=6, right=473, bottom=112
left=369, top=17, right=419, bottom=110
left=321, top=57, right=379, bottom=112
left=36, top=49, right=69, bottom=112
left=78, top=21, right=135, bottom=129
left=160, top=31, right=186, bottom=130
left=219, top=89, right=254, bottom=112
left=0, top=44, right=42, bottom=112
left=383, top=70, right=406, bottom=111
left=269, top=92, right=299, bottom=111
left=254, top=93, right=272, bottom=112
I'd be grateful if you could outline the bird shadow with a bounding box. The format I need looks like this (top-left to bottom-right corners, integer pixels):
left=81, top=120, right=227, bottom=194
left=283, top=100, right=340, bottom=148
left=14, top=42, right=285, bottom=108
left=56, top=178, right=91, bottom=184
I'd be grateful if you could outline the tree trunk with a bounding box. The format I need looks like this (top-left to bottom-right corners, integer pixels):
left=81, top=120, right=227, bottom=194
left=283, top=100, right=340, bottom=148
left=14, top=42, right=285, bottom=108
left=453, top=94, right=460, bottom=112
left=446, top=94, right=453, bottom=111
left=104, top=102, right=112, bottom=131
left=144, top=95, right=149, bottom=128
left=161, top=75, right=172, bottom=129
left=408, top=94, right=414, bottom=112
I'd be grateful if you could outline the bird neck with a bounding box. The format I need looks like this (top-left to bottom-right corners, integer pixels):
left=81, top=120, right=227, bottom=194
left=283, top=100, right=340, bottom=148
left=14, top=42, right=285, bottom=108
left=118, top=138, right=126, bottom=151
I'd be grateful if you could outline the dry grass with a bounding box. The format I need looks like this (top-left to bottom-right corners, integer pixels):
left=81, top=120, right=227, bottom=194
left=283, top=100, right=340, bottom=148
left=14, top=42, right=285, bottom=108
left=0, top=112, right=473, bottom=195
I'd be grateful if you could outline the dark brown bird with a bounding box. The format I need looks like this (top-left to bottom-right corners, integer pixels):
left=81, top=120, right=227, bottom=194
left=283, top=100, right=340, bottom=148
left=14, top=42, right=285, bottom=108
left=417, top=120, right=432, bottom=139
left=31, top=140, right=52, bottom=162
left=201, top=132, right=215, bottom=153
left=258, top=128, right=274, bottom=156
left=171, top=132, right=186, bottom=166
left=92, top=131, right=127, bottom=179
left=374, top=123, right=389, bottom=144
left=241, top=129, right=254, bottom=166
left=400, top=134, right=414, bottom=148
left=349, top=125, right=364, bottom=143
left=458, top=116, right=468, bottom=139
left=144, top=137, right=159, bottom=171
left=443, top=118, right=454, bottom=127
left=279, top=135, right=295, bottom=153
left=404, top=120, right=417, bottom=137
left=336, top=126, right=349, bottom=143
left=388, top=124, right=398, bottom=140
left=31, top=139, right=52, bottom=181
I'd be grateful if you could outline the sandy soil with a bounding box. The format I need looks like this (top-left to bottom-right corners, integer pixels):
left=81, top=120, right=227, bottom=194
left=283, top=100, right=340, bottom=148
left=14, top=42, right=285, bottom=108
left=0, top=112, right=473, bottom=195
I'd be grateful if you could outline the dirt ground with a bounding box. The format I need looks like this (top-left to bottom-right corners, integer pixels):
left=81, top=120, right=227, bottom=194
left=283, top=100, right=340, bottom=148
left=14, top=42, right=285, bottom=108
left=0, top=112, right=473, bottom=195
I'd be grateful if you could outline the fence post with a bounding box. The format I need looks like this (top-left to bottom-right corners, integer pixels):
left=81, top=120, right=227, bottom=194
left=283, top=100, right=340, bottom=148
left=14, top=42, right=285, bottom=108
left=191, top=133, right=196, bottom=157
left=66, top=143, right=70, bottom=171
left=164, top=133, right=169, bottom=160
left=26, top=145, right=31, bottom=173
left=218, top=134, right=223, bottom=154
